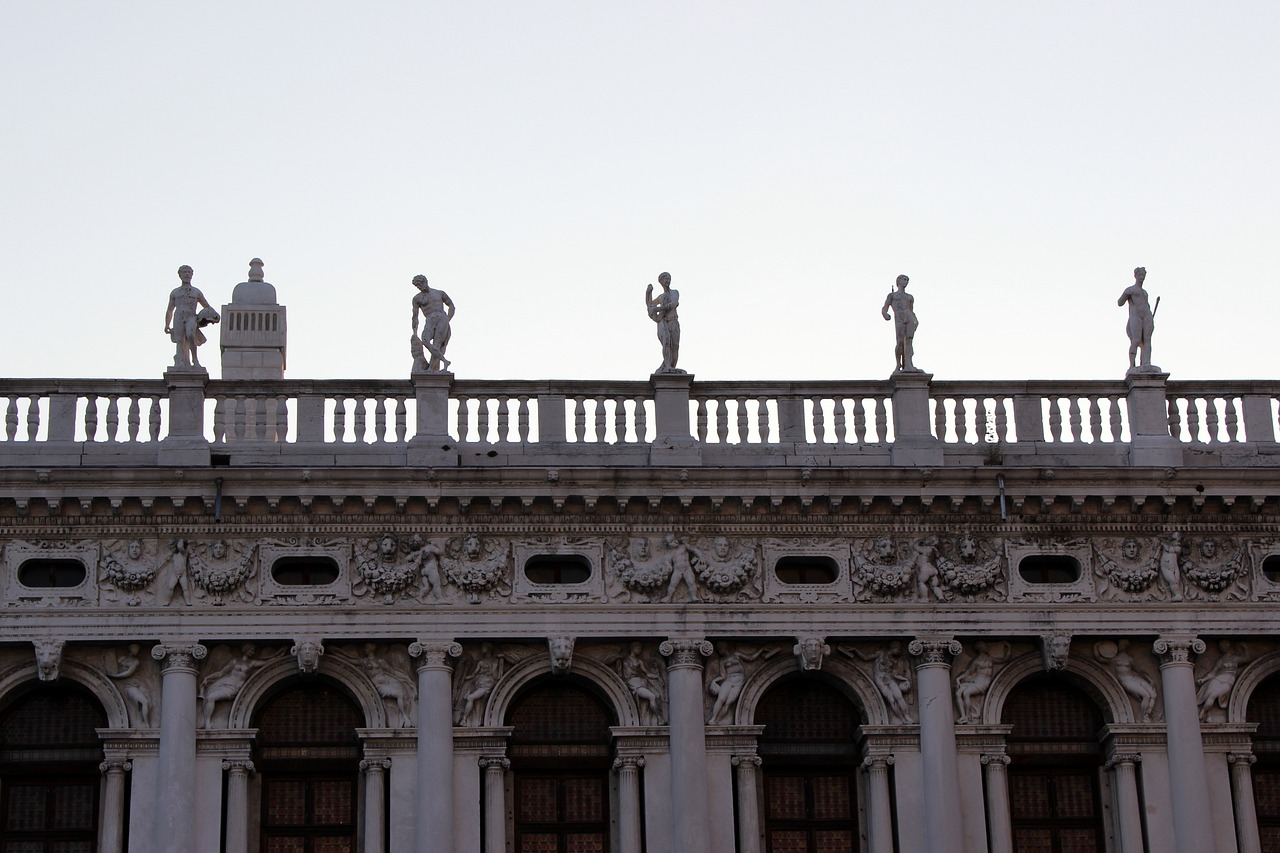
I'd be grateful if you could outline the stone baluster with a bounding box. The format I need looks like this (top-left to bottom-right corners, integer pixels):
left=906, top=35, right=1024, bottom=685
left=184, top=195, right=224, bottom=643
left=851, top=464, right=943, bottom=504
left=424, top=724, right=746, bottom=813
left=361, top=757, right=391, bottom=853
left=98, top=759, right=131, bottom=853
left=980, top=753, right=1013, bottom=853
left=409, top=639, right=462, bottom=853
left=1105, top=753, right=1144, bottom=853
left=1229, top=752, right=1262, bottom=853
left=660, top=638, right=714, bottom=851
left=1154, top=636, right=1216, bottom=853
left=479, top=757, right=510, bottom=853
left=909, top=638, right=964, bottom=853
left=222, top=759, right=255, bottom=853
left=862, top=754, right=896, bottom=853
left=615, top=755, right=646, bottom=853
left=731, top=755, right=763, bottom=853
left=151, top=642, right=206, bottom=852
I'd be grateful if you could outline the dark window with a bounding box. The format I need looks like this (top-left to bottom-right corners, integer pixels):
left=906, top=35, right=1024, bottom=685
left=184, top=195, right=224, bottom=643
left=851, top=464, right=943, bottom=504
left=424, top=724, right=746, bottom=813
left=523, top=555, right=592, bottom=585
left=271, top=557, right=341, bottom=586
left=775, top=557, right=839, bottom=585
left=1248, top=673, right=1280, bottom=851
left=1018, top=555, right=1081, bottom=584
left=17, top=559, right=86, bottom=588
left=1263, top=555, right=1280, bottom=584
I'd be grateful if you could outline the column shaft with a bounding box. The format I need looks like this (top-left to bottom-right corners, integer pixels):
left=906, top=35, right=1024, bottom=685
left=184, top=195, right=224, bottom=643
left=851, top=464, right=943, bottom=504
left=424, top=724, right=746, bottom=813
left=863, top=756, right=895, bottom=853
left=910, top=639, right=964, bottom=853
left=1156, top=638, right=1216, bottom=853
left=362, top=758, right=390, bottom=853
left=616, top=757, right=645, bottom=853
left=1230, top=753, right=1262, bottom=853
left=98, top=760, right=131, bottom=853
left=981, top=754, right=1013, bottom=853
left=481, top=758, right=509, bottom=853
left=661, top=639, right=713, bottom=852
left=151, top=643, right=206, bottom=853
left=223, top=760, right=254, bottom=853
left=732, top=756, right=763, bottom=853
left=410, top=640, right=461, bottom=853
left=1107, top=755, right=1144, bottom=853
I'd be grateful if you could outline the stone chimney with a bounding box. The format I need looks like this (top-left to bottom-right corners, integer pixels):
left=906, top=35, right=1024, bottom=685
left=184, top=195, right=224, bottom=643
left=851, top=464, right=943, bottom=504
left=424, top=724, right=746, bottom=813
left=219, top=257, right=287, bottom=380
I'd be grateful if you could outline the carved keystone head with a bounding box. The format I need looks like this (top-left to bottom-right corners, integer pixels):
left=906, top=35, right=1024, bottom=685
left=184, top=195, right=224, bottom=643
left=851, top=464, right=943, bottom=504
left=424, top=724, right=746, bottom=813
left=34, top=639, right=66, bottom=682
left=793, top=636, right=831, bottom=671
left=1042, top=633, right=1072, bottom=671
left=291, top=638, right=325, bottom=675
left=548, top=635, right=575, bottom=675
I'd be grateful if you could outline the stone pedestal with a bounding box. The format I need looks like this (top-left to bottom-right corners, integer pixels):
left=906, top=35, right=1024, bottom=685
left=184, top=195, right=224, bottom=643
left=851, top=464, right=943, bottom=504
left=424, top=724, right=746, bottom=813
left=409, top=640, right=461, bottom=853
left=661, top=639, right=714, bottom=851
left=408, top=372, right=458, bottom=466
left=1154, top=636, right=1217, bottom=853
left=158, top=370, right=210, bottom=466
left=890, top=372, right=942, bottom=466
left=650, top=374, right=701, bottom=466
left=1126, top=373, right=1181, bottom=467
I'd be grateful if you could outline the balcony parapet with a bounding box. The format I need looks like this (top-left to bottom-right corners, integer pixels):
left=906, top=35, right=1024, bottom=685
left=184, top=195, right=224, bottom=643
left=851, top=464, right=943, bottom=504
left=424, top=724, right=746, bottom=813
left=1, top=374, right=1277, bottom=469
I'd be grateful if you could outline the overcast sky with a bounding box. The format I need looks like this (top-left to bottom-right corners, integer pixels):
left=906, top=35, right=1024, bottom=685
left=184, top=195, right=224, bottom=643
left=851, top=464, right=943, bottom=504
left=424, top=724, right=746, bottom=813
left=1, top=3, right=1276, bottom=383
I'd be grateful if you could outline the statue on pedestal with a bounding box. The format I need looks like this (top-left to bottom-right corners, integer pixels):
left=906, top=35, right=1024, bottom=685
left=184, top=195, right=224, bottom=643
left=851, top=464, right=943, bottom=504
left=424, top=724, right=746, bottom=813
left=1118, top=266, right=1159, bottom=373
left=645, top=271, right=683, bottom=374
left=164, top=265, right=219, bottom=370
left=410, top=274, right=455, bottom=372
left=881, top=274, right=920, bottom=372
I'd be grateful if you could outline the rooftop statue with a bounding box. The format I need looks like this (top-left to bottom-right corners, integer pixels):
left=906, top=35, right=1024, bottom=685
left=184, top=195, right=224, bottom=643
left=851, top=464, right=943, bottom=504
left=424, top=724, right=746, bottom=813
left=230, top=257, right=278, bottom=305
left=881, top=274, right=920, bottom=373
left=645, top=271, right=684, bottom=374
left=1118, top=266, right=1159, bottom=373
left=410, top=274, right=455, bottom=373
left=163, top=265, right=220, bottom=370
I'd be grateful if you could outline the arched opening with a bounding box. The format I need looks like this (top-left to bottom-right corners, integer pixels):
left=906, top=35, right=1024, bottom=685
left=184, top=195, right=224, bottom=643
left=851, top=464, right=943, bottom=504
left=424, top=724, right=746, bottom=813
left=0, top=682, right=108, bottom=851
left=252, top=678, right=364, bottom=853
left=1247, top=671, right=1280, bottom=850
left=506, top=678, right=616, bottom=853
left=755, top=675, right=863, bottom=853
left=1002, top=673, right=1107, bottom=853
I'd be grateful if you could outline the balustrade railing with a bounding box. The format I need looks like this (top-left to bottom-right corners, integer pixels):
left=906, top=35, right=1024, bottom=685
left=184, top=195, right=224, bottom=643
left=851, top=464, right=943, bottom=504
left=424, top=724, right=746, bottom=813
left=2, top=377, right=1278, bottom=463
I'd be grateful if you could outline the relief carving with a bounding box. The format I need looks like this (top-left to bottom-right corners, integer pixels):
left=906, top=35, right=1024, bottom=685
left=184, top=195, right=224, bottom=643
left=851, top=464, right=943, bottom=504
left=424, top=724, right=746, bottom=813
left=691, top=536, right=759, bottom=601
left=605, top=534, right=709, bottom=603
left=1195, top=639, right=1249, bottom=722
left=33, top=638, right=65, bottom=682
left=851, top=537, right=915, bottom=600
left=159, top=539, right=194, bottom=606
left=291, top=638, right=325, bottom=675
left=198, top=643, right=283, bottom=728
left=189, top=540, right=257, bottom=605
left=935, top=535, right=1006, bottom=601
left=453, top=642, right=532, bottom=726
left=838, top=642, right=915, bottom=723
left=355, top=534, right=427, bottom=604
left=705, top=642, right=776, bottom=725
left=441, top=534, right=511, bottom=603
left=334, top=643, right=418, bottom=727
left=1094, top=639, right=1160, bottom=722
left=793, top=635, right=831, bottom=671
left=607, top=537, right=671, bottom=601
left=105, top=643, right=158, bottom=727
left=1093, top=538, right=1161, bottom=600
left=1180, top=536, right=1248, bottom=601
left=953, top=641, right=1012, bottom=724
left=548, top=635, right=576, bottom=674
left=606, top=641, right=667, bottom=726
left=1041, top=633, right=1072, bottom=671
left=99, top=539, right=158, bottom=606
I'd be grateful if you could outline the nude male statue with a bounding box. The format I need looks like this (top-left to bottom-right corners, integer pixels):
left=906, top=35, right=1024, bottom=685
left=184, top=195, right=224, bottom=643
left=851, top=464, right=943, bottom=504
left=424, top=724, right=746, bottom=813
left=645, top=271, right=683, bottom=374
left=881, top=274, right=919, bottom=372
left=164, top=265, right=218, bottom=369
left=1118, top=266, right=1157, bottom=372
left=410, top=274, right=455, bottom=372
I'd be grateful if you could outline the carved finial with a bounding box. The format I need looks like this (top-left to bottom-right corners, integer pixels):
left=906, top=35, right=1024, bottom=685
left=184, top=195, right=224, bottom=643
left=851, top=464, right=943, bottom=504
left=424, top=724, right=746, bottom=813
left=793, top=635, right=831, bottom=671
left=33, top=639, right=65, bottom=682
left=248, top=258, right=265, bottom=282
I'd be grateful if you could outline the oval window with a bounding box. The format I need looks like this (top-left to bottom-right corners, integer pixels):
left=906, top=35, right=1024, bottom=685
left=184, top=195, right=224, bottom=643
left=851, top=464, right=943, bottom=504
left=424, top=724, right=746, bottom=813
left=1263, top=555, right=1280, bottom=584
left=1018, top=555, right=1081, bottom=584
left=524, top=555, right=592, bottom=585
left=18, top=559, right=87, bottom=588
left=271, top=557, right=341, bottom=586
left=774, top=557, right=839, bottom=585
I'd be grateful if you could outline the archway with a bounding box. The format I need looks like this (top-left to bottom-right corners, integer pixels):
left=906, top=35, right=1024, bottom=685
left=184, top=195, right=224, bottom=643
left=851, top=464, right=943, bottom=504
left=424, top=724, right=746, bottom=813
left=1247, top=671, right=1280, bottom=851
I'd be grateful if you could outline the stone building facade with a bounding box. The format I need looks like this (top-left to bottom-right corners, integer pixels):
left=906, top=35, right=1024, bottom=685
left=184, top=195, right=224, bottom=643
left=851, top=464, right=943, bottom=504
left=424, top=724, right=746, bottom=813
left=2, top=290, right=1280, bottom=852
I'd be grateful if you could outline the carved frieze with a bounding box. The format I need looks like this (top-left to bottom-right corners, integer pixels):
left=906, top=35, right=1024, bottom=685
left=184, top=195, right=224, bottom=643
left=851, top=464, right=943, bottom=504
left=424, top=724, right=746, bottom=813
left=440, top=534, right=511, bottom=604
left=189, top=540, right=257, bottom=606
left=1179, top=536, right=1248, bottom=601
left=260, top=538, right=353, bottom=605
left=99, top=539, right=158, bottom=606
left=1093, top=538, right=1164, bottom=601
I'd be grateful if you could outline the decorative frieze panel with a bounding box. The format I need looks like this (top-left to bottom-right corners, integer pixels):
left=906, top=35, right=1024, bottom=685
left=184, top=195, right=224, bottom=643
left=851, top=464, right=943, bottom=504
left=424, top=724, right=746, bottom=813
left=259, top=538, right=353, bottom=605
left=762, top=538, right=852, bottom=603
left=512, top=538, right=605, bottom=603
left=1249, top=539, right=1280, bottom=602
left=1178, top=536, right=1248, bottom=602
left=3, top=540, right=98, bottom=607
left=1006, top=538, right=1096, bottom=603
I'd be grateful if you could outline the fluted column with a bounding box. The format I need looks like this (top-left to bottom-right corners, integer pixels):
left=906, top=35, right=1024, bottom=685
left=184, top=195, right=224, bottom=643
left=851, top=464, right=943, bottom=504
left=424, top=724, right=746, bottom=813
left=361, top=757, right=391, bottom=853
left=980, top=753, right=1013, bottom=853
left=862, top=755, right=895, bottom=853
left=1229, top=752, right=1261, bottom=853
left=409, top=639, right=462, bottom=853
left=731, top=755, right=763, bottom=853
left=223, top=759, right=255, bottom=853
left=479, top=757, right=510, bottom=853
left=909, top=638, right=964, bottom=853
left=615, top=755, right=646, bottom=853
left=1154, top=636, right=1216, bottom=853
left=151, top=642, right=206, bottom=852
left=660, top=638, right=714, bottom=852
left=1105, top=753, right=1143, bottom=853
left=98, top=759, right=131, bottom=853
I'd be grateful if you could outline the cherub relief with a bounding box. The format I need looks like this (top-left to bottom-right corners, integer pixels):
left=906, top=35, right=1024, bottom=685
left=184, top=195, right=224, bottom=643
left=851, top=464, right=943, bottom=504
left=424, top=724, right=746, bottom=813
left=158, top=539, right=194, bottom=607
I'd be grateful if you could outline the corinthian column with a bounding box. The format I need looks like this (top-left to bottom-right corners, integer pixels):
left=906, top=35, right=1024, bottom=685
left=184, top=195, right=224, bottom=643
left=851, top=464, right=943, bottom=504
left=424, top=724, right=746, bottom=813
left=409, top=639, right=462, bottom=853
left=222, top=759, right=255, bottom=853
left=862, top=755, right=895, bottom=853
left=660, top=638, right=714, bottom=852
left=1105, top=753, right=1143, bottom=853
left=908, top=638, right=964, bottom=853
left=479, top=757, right=510, bottom=853
left=98, top=759, right=131, bottom=853
left=361, top=757, right=391, bottom=853
left=615, top=755, right=646, bottom=853
left=1229, top=752, right=1261, bottom=853
left=1154, top=636, right=1216, bottom=853
left=151, top=642, right=206, bottom=853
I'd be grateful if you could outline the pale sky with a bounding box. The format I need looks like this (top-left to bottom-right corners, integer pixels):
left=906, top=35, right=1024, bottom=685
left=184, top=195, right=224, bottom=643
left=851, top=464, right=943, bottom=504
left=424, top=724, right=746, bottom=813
left=1, top=3, right=1276, bottom=382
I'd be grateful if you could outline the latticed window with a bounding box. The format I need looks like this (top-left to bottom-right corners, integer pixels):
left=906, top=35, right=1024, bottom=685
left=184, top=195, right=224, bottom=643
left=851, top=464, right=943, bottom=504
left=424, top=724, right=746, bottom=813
left=1248, top=673, right=1280, bottom=852
left=0, top=685, right=106, bottom=853
left=756, top=677, right=862, bottom=853
left=507, top=679, right=615, bottom=853
left=254, top=681, right=363, bottom=853
left=1002, top=674, right=1106, bottom=853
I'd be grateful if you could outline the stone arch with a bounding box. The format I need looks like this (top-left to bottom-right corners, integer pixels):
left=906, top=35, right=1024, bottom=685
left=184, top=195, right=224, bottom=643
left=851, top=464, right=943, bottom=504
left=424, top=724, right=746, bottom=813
left=982, top=649, right=1134, bottom=726
left=484, top=654, right=637, bottom=728
left=738, top=655, right=885, bottom=726
left=228, top=653, right=388, bottom=729
left=0, top=658, right=129, bottom=729
left=1228, top=648, right=1280, bottom=724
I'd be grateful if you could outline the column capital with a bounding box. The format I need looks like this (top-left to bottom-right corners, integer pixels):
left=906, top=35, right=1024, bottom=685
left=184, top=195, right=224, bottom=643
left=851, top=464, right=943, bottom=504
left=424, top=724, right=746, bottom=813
left=222, top=759, right=256, bottom=775
left=661, top=638, right=713, bottom=669
left=1154, top=636, right=1205, bottom=665
left=1105, top=754, right=1141, bottom=770
left=731, top=755, right=763, bottom=768
left=613, top=755, right=647, bottom=772
left=151, top=642, right=207, bottom=672
left=909, top=637, right=961, bottom=667
left=100, top=759, right=133, bottom=775
left=478, top=756, right=511, bottom=771
left=861, top=755, right=895, bottom=770
left=360, top=758, right=392, bottom=774
left=409, top=639, right=463, bottom=671
left=980, top=753, right=1011, bottom=767
left=1228, top=752, right=1258, bottom=767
